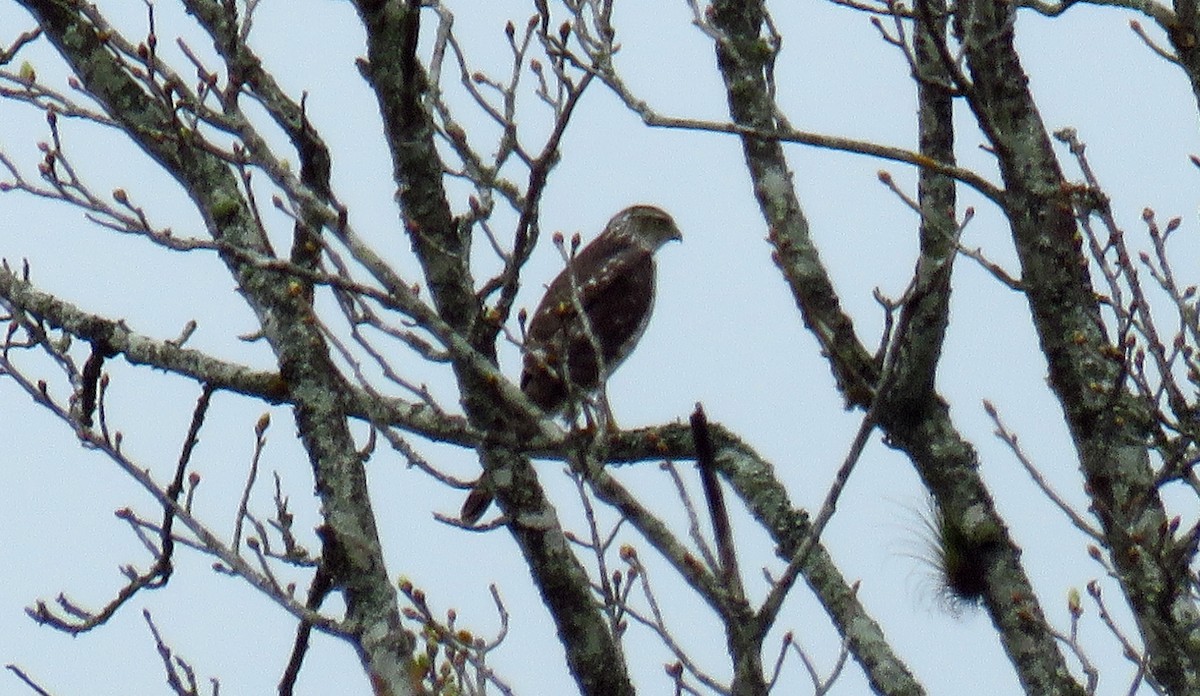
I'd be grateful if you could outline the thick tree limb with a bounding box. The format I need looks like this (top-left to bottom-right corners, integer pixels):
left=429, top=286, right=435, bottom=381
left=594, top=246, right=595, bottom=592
left=704, top=0, right=1085, bottom=693
left=13, top=2, right=418, bottom=692
left=349, top=1, right=632, bottom=693
left=957, top=0, right=1200, bottom=690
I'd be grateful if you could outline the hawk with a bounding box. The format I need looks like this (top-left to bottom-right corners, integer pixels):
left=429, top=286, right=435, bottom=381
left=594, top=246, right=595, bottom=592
left=521, top=205, right=683, bottom=415
left=460, top=204, right=682, bottom=523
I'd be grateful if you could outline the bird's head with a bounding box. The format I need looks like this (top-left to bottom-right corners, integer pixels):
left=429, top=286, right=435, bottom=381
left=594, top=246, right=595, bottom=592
left=610, top=205, right=683, bottom=252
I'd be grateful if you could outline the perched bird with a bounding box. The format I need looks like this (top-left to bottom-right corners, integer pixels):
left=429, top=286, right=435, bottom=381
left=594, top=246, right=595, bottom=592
left=460, top=205, right=682, bottom=523
left=520, top=205, right=683, bottom=415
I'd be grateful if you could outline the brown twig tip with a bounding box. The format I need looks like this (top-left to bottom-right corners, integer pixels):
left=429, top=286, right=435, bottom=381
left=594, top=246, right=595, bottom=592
left=690, top=402, right=743, bottom=593
left=5, top=664, right=53, bottom=696
left=689, top=403, right=712, bottom=461
left=254, top=412, right=271, bottom=438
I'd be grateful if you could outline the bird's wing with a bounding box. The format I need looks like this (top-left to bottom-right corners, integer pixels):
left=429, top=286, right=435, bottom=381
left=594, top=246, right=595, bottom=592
left=524, top=241, right=653, bottom=345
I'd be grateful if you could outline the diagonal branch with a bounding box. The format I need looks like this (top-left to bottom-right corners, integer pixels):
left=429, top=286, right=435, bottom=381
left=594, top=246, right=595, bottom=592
left=13, top=3, right=419, bottom=692
left=350, top=2, right=633, bottom=693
